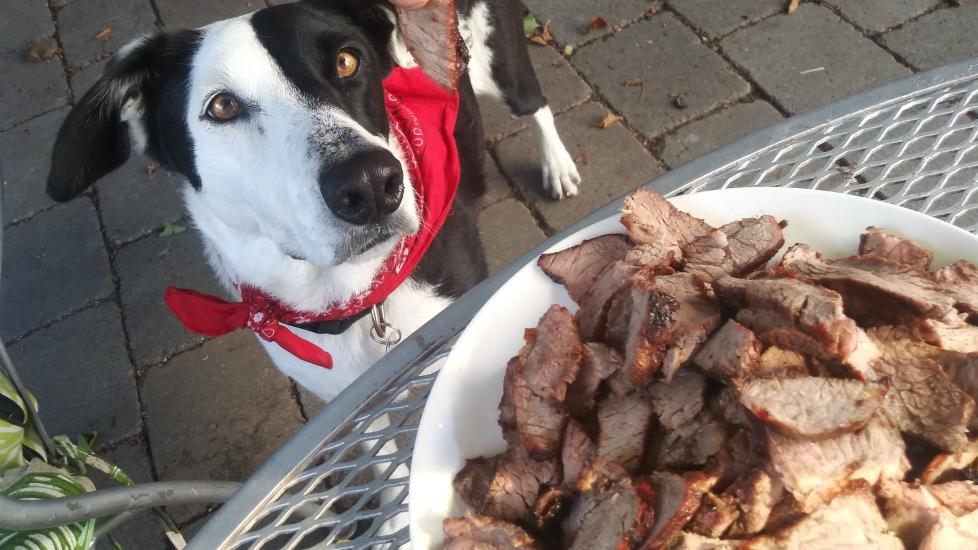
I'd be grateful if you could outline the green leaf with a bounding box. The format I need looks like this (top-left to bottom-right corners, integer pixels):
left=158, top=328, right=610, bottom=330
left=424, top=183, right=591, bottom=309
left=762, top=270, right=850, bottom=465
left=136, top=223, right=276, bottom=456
left=563, top=44, right=575, bottom=56
left=159, top=223, right=187, bottom=237
left=522, top=12, right=541, bottom=37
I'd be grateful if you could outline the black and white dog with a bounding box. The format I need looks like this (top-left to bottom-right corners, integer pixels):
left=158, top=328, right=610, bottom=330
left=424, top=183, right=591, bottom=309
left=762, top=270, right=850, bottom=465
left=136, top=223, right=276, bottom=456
left=47, top=0, right=580, bottom=402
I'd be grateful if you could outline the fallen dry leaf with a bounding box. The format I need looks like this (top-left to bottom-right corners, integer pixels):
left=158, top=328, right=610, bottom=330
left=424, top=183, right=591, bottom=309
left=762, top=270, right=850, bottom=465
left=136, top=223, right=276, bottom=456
left=527, top=20, right=554, bottom=46
left=26, top=37, right=59, bottom=63
left=787, top=0, right=800, bottom=14
left=584, top=16, right=608, bottom=35
left=594, top=113, right=623, bottom=129
left=578, top=148, right=592, bottom=165
left=623, top=79, right=643, bottom=86
left=95, top=26, right=112, bottom=41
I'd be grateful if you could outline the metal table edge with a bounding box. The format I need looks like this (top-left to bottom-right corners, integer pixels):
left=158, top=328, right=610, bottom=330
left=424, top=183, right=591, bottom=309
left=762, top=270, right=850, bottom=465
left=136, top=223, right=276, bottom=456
left=188, top=55, right=978, bottom=549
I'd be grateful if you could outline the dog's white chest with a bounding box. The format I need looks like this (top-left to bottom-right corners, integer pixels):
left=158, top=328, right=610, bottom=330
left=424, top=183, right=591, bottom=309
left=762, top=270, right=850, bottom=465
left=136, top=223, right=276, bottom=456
left=257, top=281, right=451, bottom=403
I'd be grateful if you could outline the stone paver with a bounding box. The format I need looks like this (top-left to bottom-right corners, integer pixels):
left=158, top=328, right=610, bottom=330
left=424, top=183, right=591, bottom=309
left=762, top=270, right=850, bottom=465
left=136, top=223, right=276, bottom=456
left=69, top=58, right=104, bottom=96
left=479, top=44, right=592, bottom=141
left=477, top=154, right=513, bottom=209
left=722, top=4, right=911, bottom=114
left=494, top=102, right=663, bottom=232
left=97, top=159, right=187, bottom=245
left=882, top=4, right=978, bottom=71
left=523, top=0, right=655, bottom=46
left=3, top=0, right=977, bottom=540
left=92, top=440, right=167, bottom=550
left=156, top=0, right=264, bottom=29
left=824, top=0, right=940, bottom=34
left=142, top=331, right=301, bottom=521
left=2, top=0, right=55, bottom=55
left=1, top=200, right=112, bottom=340
left=1, top=107, right=66, bottom=225
left=8, top=303, right=139, bottom=443
left=115, top=229, right=223, bottom=367
left=667, top=0, right=784, bottom=38
left=478, top=199, right=546, bottom=274
left=660, top=100, right=783, bottom=168
left=56, top=0, right=157, bottom=68
left=0, top=50, right=69, bottom=130
left=298, top=385, right=325, bottom=419
left=574, top=14, right=750, bottom=139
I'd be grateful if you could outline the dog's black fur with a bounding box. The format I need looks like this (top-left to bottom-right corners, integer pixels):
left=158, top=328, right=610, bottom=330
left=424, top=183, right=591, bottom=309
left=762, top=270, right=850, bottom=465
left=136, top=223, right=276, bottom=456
left=48, top=0, right=551, bottom=300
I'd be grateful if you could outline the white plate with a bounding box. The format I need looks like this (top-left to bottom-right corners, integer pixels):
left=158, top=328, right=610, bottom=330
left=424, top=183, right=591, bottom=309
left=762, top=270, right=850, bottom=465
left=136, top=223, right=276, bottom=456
left=408, top=187, right=978, bottom=548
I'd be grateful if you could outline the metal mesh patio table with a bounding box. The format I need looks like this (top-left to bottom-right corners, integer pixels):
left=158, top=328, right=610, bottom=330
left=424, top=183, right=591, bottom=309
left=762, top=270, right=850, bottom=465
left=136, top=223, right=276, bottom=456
left=188, top=57, right=978, bottom=549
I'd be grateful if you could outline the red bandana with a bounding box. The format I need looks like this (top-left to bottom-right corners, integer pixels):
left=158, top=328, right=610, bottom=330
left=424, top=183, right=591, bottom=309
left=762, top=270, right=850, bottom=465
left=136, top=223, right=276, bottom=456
left=164, top=67, right=461, bottom=370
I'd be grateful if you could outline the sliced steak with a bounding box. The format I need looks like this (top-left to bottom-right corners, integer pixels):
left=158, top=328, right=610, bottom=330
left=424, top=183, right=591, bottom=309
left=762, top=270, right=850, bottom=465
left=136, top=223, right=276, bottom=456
left=715, top=275, right=878, bottom=380
left=739, top=377, right=886, bottom=438
left=931, top=259, right=978, bottom=317
left=648, top=370, right=707, bottom=431
left=656, top=411, right=727, bottom=470
left=531, top=486, right=571, bottom=531
left=929, top=482, right=978, bottom=516
left=513, top=305, right=583, bottom=459
left=561, top=419, right=596, bottom=489
left=562, top=476, right=656, bottom=550
left=878, top=479, right=943, bottom=548
left=482, top=444, right=558, bottom=523
left=566, top=343, right=623, bottom=417
left=684, top=216, right=786, bottom=280
left=919, top=509, right=978, bottom=550
left=645, top=472, right=716, bottom=550
left=868, top=325, right=975, bottom=451
left=693, top=320, right=761, bottom=381
left=538, top=235, right=632, bottom=302
left=499, top=356, right=519, bottom=432
left=395, top=0, right=466, bottom=91
left=688, top=492, right=738, bottom=539
left=755, top=346, right=809, bottom=378
left=576, top=458, right=630, bottom=493
left=454, top=455, right=502, bottom=510
left=724, top=469, right=784, bottom=537
left=859, top=226, right=934, bottom=270
left=620, top=189, right=714, bottom=248
left=626, top=242, right=683, bottom=271
left=605, top=278, right=679, bottom=386
left=667, top=532, right=736, bottom=550
left=443, top=511, right=539, bottom=550
left=744, top=484, right=903, bottom=550
left=915, top=318, right=978, bottom=353
left=710, top=386, right=752, bottom=427
left=782, top=246, right=957, bottom=323
left=920, top=438, right=978, bottom=484
left=652, top=273, right=723, bottom=380
left=577, top=261, right=642, bottom=341
left=767, top=416, right=909, bottom=511
left=596, top=391, right=655, bottom=473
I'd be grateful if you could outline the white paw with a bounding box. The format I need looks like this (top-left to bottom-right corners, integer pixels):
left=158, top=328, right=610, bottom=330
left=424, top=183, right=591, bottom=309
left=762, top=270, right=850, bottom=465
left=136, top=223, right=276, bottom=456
left=541, top=146, right=581, bottom=200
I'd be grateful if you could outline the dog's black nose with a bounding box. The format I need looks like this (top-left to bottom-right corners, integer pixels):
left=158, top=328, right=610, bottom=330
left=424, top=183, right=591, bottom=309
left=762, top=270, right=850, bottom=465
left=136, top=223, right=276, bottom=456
left=321, top=150, right=404, bottom=225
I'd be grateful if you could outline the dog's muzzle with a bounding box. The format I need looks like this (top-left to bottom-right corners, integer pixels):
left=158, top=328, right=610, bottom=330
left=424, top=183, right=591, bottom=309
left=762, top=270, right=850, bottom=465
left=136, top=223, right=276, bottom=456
left=320, top=149, right=404, bottom=226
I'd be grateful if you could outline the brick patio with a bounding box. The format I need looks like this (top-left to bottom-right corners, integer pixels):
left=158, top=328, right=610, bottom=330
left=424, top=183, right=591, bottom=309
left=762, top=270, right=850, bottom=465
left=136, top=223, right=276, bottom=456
left=2, top=0, right=977, bottom=546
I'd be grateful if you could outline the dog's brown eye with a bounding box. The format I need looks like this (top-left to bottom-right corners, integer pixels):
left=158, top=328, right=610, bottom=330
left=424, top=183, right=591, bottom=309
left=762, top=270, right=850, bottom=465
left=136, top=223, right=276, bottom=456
left=337, top=51, right=359, bottom=78
left=206, top=93, right=241, bottom=121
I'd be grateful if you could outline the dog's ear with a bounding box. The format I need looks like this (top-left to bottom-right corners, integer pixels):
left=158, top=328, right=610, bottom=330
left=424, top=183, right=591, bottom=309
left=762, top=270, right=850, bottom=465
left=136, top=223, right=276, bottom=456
left=307, top=0, right=397, bottom=54
left=47, top=32, right=198, bottom=202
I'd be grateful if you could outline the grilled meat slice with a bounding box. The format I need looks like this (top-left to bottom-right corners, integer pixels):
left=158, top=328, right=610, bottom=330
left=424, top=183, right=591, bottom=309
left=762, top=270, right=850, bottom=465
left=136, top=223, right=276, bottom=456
left=513, top=305, right=583, bottom=459
left=538, top=234, right=632, bottom=303
left=859, top=226, right=934, bottom=270
left=739, top=377, right=886, bottom=438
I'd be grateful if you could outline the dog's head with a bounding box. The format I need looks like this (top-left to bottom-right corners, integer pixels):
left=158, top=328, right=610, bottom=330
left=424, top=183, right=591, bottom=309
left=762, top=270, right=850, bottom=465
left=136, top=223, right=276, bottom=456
left=48, top=0, right=420, bottom=267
